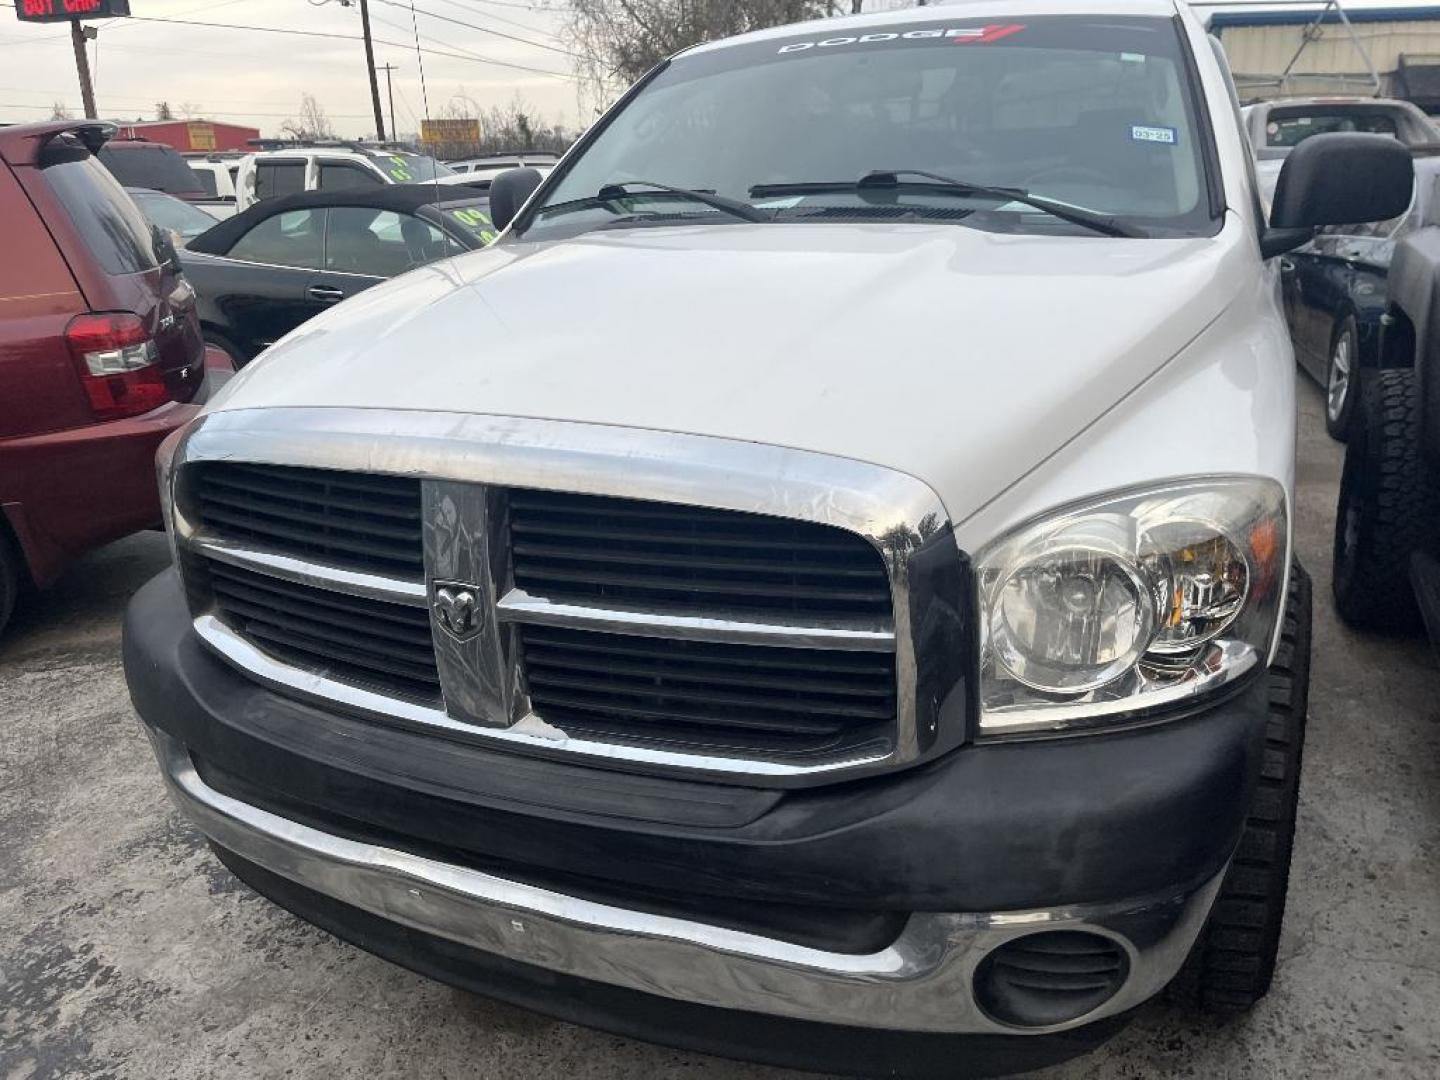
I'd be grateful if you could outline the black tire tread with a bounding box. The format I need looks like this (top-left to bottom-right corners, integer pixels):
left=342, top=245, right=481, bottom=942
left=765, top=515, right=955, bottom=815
left=1332, top=368, right=1440, bottom=629
left=1166, top=562, right=1311, bottom=1014
left=0, top=527, right=17, bottom=638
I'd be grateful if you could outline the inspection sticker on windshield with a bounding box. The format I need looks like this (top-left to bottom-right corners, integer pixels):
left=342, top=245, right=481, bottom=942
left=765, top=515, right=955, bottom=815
left=1131, top=125, right=1178, bottom=145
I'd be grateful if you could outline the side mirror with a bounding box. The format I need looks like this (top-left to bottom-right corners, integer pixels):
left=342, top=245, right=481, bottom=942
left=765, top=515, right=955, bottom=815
left=488, top=167, right=544, bottom=233
left=1263, top=133, right=1414, bottom=258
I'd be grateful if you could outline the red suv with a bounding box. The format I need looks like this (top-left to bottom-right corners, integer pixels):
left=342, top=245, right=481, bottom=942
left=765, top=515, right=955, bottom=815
left=1, top=121, right=205, bottom=636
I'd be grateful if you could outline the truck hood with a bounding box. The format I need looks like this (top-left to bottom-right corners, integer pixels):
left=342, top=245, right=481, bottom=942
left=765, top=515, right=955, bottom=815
left=212, top=220, right=1246, bottom=522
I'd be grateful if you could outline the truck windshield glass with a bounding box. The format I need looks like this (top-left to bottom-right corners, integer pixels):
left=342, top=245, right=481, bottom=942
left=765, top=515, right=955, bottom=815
left=527, top=16, right=1215, bottom=240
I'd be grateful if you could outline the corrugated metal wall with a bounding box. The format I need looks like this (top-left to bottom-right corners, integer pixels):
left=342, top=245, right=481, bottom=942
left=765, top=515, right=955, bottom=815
left=1218, top=19, right=1440, bottom=99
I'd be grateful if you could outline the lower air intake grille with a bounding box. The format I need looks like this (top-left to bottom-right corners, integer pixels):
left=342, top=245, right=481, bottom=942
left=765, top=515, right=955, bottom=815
left=519, top=624, right=896, bottom=754
left=205, top=560, right=440, bottom=702
left=507, top=489, right=893, bottom=619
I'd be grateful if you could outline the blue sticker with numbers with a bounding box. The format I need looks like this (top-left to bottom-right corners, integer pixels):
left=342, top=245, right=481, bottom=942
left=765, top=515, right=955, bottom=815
left=1131, top=125, right=1178, bottom=145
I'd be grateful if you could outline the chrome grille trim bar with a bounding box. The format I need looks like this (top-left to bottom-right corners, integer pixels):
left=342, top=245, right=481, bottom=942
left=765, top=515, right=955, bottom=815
left=191, top=534, right=428, bottom=607
left=171, top=408, right=967, bottom=784
left=495, top=588, right=896, bottom=651
left=193, top=615, right=893, bottom=777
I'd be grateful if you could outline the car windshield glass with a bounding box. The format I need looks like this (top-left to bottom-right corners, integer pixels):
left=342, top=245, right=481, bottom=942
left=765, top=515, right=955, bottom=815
left=131, top=190, right=217, bottom=241
left=1265, top=111, right=1401, bottom=148
left=374, top=154, right=455, bottom=182
left=527, top=15, right=1213, bottom=240
left=99, top=144, right=206, bottom=195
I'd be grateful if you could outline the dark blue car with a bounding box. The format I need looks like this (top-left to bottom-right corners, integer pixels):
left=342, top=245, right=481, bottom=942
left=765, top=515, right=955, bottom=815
left=1281, top=155, right=1440, bottom=439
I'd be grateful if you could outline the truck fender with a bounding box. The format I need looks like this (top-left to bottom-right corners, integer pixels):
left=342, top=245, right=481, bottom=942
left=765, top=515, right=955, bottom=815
left=1385, top=230, right=1440, bottom=464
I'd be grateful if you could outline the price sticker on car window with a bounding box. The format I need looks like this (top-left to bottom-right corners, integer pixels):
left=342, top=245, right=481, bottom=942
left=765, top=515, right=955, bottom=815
left=446, top=207, right=498, bottom=245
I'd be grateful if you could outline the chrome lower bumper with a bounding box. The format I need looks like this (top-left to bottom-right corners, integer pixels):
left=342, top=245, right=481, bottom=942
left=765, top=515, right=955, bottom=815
left=149, top=728, right=1221, bottom=1035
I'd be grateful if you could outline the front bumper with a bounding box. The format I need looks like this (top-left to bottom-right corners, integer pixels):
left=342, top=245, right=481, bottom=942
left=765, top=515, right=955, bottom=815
left=148, top=724, right=1222, bottom=1036
left=126, top=568, right=1269, bottom=1061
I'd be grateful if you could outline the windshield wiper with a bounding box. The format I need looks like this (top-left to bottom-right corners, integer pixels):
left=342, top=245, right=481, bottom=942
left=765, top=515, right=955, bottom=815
left=595, top=180, right=770, bottom=223
left=751, top=169, right=1141, bottom=238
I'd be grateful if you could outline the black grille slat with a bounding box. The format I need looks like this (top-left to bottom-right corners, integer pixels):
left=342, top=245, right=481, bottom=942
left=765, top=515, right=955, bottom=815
left=201, top=475, right=421, bottom=522
left=513, top=564, right=891, bottom=604
left=519, top=625, right=896, bottom=753
left=508, top=490, right=893, bottom=619
left=192, top=463, right=423, bottom=577
left=203, top=560, right=440, bottom=701
left=527, top=669, right=894, bottom=720
left=523, top=648, right=894, bottom=697
left=510, top=540, right=882, bottom=578
left=199, top=493, right=423, bottom=543
left=518, top=626, right=894, bottom=676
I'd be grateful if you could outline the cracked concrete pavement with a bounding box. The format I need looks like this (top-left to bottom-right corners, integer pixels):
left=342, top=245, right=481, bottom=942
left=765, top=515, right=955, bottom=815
left=2, top=378, right=1438, bottom=1079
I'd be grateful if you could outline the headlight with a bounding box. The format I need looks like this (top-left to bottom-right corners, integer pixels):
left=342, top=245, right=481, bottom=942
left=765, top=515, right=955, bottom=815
left=977, top=477, right=1286, bottom=736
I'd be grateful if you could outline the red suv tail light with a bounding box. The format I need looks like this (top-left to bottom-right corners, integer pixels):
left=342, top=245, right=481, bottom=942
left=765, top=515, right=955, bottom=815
left=65, top=312, right=171, bottom=422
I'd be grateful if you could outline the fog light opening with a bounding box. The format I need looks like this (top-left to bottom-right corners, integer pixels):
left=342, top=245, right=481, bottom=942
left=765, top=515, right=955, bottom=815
left=974, top=930, right=1130, bottom=1029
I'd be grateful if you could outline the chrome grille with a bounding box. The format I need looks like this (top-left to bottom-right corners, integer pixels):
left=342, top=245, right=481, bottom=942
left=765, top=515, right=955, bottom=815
left=519, top=624, right=896, bottom=754
left=172, top=409, right=963, bottom=782
left=508, top=490, right=893, bottom=618
left=205, top=560, right=440, bottom=701
left=193, top=463, right=423, bottom=577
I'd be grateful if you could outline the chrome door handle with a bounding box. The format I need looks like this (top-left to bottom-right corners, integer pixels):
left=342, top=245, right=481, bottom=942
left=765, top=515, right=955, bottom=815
left=308, top=286, right=345, bottom=303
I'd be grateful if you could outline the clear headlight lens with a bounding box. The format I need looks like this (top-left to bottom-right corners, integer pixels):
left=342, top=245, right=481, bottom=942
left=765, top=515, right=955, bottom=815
left=977, top=478, right=1286, bottom=735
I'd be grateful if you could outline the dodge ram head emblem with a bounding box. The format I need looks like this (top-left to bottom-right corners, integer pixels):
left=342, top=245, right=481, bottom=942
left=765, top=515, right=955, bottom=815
left=431, top=582, right=482, bottom=641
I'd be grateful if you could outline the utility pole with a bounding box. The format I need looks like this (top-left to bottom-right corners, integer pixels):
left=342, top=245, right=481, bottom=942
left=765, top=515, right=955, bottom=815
left=69, top=20, right=97, bottom=119
left=358, top=0, right=387, bottom=141
left=376, top=62, right=398, bottom=144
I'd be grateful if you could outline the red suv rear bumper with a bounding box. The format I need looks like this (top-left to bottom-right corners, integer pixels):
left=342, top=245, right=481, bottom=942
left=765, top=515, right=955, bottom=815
left=0, top=399, right=200, bottom=587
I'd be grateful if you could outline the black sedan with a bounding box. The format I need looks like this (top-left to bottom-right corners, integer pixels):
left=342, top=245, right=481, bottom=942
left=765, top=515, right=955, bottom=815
left=181, top=185, right=497, bottom=366
left=1281, top=154, right=1440, bottom=439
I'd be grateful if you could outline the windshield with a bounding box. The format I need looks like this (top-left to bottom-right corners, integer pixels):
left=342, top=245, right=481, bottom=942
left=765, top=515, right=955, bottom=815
left=98, top=144, right=206, bottom=196
left=526, top=15, right=1215, bottom=240
left=130, top=190, right=218, bottom=242
left=375, top=153, right=455, bottom=182
left=1265, top=110, right=1401, bottom=148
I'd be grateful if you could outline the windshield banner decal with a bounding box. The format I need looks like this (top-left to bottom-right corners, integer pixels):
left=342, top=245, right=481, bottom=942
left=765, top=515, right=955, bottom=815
left=777, top=24, right=1026, bottom=54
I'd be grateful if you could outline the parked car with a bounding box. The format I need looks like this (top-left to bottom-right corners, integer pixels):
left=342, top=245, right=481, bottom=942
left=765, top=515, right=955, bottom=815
left=0, top=120, right=205, bottom=638
left=233, top=142, right=455, bottom=211
left=446, top=152, right=559, bottom=181
left=1281, top=153, right=1440, bottom=438
left=178, top=185, right=496, bottom=366
left=97, top=137, right=209, bottom=202
left=126, top=187, right=225, bottom=247
left=1333, top=170, right=1440, bottom=636
left=124, top=5, right=1408, bottom=1077
left=1242, top=96, right=1440, bottom=162
left=184, top=153, right=242, bottom=202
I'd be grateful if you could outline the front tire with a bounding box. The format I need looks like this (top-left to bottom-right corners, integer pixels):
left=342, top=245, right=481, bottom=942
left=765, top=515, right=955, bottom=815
left=1325, top=316, right=1358, bottom=441
left=0, top=530, right=18, bottom=639
left=1332, top=368, right=1439, bottom=630
left=1168, top=563, right=1310, bottom=1013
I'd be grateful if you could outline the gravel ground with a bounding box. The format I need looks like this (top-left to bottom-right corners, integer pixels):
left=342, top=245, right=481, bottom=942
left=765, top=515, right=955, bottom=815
left=2, top=378, right=1438, bottom=1080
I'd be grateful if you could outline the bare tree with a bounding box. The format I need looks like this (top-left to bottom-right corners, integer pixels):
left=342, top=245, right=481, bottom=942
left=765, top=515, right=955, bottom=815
left=155, top=101, right=174, bottom=121
left=564, top=1, right=832, bottom=94
left=425, top=91, right=573, bottom=158
left=280, top=93, right=336, bottom=141
left=177, top=101, right=204, bottom=119
left=49, top=102, right=72, bottom=120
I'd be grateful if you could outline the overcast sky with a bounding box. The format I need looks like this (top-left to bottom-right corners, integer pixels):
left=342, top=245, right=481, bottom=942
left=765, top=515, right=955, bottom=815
left=2, top=0, right=1439, bottom=139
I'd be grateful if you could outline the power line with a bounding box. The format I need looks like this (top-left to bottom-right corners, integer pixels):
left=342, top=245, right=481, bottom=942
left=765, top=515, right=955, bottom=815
left=374, top=0, right=582, bottom=58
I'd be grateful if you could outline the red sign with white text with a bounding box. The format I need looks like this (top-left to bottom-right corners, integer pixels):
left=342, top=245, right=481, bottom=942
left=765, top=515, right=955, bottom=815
left=15, top=0, right=131, bottom=24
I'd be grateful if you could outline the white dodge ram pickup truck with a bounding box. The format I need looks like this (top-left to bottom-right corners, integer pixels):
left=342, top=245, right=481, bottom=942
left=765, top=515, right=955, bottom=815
left=125, top=2, right=1412, bottom=1075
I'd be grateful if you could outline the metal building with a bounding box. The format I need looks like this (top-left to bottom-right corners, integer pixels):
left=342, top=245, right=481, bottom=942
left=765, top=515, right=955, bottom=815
left=1208, top=3, right=1440, bottom=108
